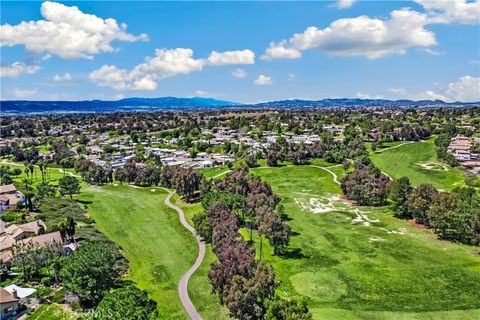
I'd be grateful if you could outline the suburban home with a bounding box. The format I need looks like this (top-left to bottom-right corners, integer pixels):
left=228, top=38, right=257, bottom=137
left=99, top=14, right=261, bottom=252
left=0, top=220, right=62, bottom=268
left=0, top=184, right=25, bottom=214
left=0, top=287, right=20, bottom=320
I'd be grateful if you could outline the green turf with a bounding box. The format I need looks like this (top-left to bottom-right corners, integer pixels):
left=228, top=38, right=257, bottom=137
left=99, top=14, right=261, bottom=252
left=27, top=304, right=77, bottom=320
left=370, top=139, right=466, bottom=190
left=248, top=165, right=480, bottom=320
left=76, top=184, right=197, bottom=319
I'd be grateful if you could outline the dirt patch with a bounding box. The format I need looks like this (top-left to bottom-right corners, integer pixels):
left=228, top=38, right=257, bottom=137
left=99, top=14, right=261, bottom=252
left=410, top=220, right=427, bottom=229
left=340, top=195, right=358, bottom=206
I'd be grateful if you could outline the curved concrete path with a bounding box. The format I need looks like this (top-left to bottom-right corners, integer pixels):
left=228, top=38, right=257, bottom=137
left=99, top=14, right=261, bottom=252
left=310, top=165, right=341, bottom=185
left=161, top=188, right=205, bottom=320
left=375, top=141, right=414, bottom=153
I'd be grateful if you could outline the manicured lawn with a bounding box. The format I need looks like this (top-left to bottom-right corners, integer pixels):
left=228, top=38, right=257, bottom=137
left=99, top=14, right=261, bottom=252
left=76, top=184, right=197, bottom=319
left=28, top=304, right=77, bottom=320
left=370, top=139, right=466, bottom=190
left=249, top=165, right=480, bottom=320
left=200, top=166, right=230, bottom=179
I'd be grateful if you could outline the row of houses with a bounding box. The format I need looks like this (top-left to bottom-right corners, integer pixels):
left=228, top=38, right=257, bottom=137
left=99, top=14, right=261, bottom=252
left=448, top=135, right=480, bottom=174
left=0, top=218, right=70, bottom=269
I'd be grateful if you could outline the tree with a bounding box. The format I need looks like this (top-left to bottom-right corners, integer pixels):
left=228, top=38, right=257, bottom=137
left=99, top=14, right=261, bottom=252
left=390, top=176, right=413, bottom=219
left=408, top=184, right=438, bottom=225
left=223, top=262, right=278, bottom=320
left=427, top=191, right=478, bottom=244
left=93, top=285, right=158, bottom=320
left=266, top=150, right=280, bottom=167
left=60, top=241, right=117, bottom=307
left=59, top=176, right=80, bottom=200
left=265, top=296, right=313, bottom=320
left=192, top=211, right=212, bottom=242
left=66, top=216, right=76, bottom=241
left=174, top=168, right=202, bottom=201
left=341, top=164, right=391, bottom=206
left=259, top=212, right=290, bottom=255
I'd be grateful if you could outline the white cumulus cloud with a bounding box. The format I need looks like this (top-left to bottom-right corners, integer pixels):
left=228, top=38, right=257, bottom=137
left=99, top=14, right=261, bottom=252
left=262, top=8, right=437, bottom=60
left=0, top=61, right=41, bottom=77
left=232, top=68, right=247, bottom=78
left=254, top=75, right=273, bottom=86
left=207, top=49, right=255, bottom=65
left=90, top=48, right=255, bottom=91
left=261, top=41, right=302, bottom=61
left=53, top=72, right=72, bottom=82
left=0, top=1, right=148, bottom=59
left=415, top=0, right=480, bottom=24
left=337, top=0, right=356, bottom=9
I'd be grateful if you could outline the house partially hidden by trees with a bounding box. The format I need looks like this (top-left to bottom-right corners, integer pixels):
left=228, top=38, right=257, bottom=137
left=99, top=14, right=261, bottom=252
left=0, top=184, right=24, bottom=214
left=0, top=219, right=61, bottom=268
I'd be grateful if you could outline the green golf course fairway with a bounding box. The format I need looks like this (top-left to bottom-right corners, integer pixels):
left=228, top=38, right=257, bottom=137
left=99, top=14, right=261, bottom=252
left=77, top=185, right=198, bottom=319
left=249, top=165, right=480, bottom=320
left=70, top=163, right=480, bottom=320
left=370, top=139, right=466, bottom=190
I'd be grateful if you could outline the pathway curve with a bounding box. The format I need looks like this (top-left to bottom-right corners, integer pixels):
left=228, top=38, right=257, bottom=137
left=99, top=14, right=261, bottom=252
left=375, top=141, right=415, bottom=153
left=310, top=165, right=341, bottom=185
left=161, top=188, right=205, bottom=320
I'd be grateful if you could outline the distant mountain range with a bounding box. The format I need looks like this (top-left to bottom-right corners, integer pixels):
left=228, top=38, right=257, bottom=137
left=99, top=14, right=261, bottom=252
left=1, top=97, right=478, bottom=115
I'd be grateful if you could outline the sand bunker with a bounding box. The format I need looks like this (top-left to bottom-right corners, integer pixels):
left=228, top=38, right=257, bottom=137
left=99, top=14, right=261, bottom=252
left=351, top=209, right=379, bottom=227
left=151, top=189, right=156, bottom=192
left=294, top=195, right=379, bottom=227
left=416, top=162, right=448, bottom=171
left=294, top=195, right=343, bottom=214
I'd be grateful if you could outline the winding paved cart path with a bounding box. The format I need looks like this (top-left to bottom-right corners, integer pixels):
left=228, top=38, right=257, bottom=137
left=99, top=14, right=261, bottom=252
left=162, top=188, right=205, bottom=320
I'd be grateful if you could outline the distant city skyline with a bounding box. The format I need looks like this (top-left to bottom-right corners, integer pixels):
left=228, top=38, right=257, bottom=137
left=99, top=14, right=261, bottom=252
left=1, top=0, right=479, bottom=102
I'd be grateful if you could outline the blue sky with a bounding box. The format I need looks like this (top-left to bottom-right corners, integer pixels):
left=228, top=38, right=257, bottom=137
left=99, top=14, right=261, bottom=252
left=1, top=1, right=479, bottom=102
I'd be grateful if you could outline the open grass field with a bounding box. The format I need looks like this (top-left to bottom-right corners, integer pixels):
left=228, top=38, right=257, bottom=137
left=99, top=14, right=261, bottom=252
left=248, top=165, right=480, bottom=320
left=76, top=184, right=198, bottom=319
left=370, top=139, right=466, bottom=190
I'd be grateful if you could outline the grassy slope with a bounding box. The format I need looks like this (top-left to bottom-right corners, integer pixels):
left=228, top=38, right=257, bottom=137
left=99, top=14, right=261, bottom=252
left=370, top=140, right=465, bottom=190
left=76, top=184, right=196, bottom=319
left=27, top=304, right=77, bottom=320
left=249, top=166, right=480, bottom=320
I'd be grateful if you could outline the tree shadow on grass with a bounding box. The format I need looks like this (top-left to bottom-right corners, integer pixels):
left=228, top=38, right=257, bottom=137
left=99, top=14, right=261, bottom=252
left=278, top=247, right=308, bottom=260
left=290, top=230, right=301, bottom=237
left=75, top=199, right=92, bottom=205
left=280, top=214, right=293, bottom=222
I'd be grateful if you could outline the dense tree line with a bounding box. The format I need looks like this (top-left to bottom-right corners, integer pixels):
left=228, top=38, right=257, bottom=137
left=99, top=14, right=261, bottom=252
left=390, top=177, right=480, bottom=246
left=193, top=165, right=311, bottom=319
